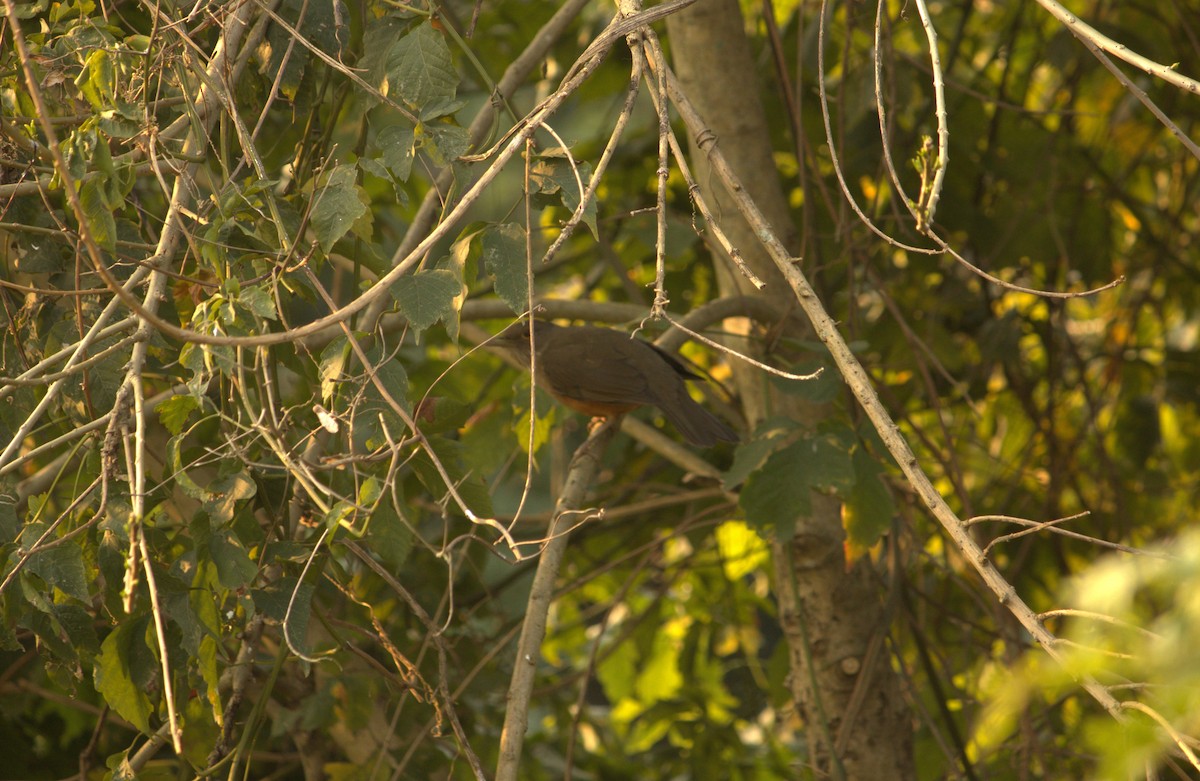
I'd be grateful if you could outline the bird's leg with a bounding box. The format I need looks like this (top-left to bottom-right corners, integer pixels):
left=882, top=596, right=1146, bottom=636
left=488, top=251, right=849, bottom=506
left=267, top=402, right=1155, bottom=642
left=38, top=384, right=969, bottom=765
left=587, top=414, right=619, bottom=434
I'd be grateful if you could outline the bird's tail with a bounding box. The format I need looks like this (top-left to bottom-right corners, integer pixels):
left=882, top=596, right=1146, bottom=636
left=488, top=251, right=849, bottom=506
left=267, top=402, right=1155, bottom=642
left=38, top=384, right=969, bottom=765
left=662, top=395, right=738, bottom=448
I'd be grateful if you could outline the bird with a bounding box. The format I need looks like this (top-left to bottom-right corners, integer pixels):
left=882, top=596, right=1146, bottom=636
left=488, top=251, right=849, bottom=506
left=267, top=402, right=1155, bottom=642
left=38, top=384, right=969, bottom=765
left=493, top=320, right=738, bottom=448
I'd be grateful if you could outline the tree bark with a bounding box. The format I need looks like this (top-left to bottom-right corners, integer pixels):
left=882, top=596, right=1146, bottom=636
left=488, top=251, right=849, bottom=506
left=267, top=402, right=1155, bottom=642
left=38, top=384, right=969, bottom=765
left=665, top=1, right=914, bottom=777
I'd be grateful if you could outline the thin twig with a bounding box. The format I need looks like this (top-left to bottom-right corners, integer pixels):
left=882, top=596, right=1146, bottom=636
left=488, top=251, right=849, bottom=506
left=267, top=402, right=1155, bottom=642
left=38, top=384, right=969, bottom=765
left=1033, top=0, right=1200, bottom=95
left=494, top=420, right=619, bottom=781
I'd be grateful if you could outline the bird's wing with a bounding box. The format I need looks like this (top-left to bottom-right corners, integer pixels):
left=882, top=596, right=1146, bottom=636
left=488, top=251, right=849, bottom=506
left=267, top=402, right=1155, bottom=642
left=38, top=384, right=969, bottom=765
left=537, top=328, right=662, bottom=405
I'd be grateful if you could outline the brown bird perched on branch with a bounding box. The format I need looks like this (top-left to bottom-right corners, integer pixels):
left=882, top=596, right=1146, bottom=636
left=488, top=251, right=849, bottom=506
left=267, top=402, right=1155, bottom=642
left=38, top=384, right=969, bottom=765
left=494, top=320, right=738, bottom=448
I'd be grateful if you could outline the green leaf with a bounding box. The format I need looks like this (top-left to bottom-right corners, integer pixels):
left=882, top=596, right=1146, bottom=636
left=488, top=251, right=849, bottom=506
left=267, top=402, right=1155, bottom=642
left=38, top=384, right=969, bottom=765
left=411, top=436, right=494, bottom=520
left=370, top=345, right=409, bottom=409
left=310, top=165, right=369, bottom=252
left=168, top=432, right=209, bottom=502
left=324, top=500, right=357, bottom=532
left=364, top=501, right=413, bottom=571
left=281, top=579, right=315, bottom=655
left=635, top=626, right=683, bottom=703
left=79, top=179, right=117, bottom=252
left=6, top=0, right=47, bottom=19
left=0, top=490, right=19, bottom=544
left=238, top=284, right=278, bottom=320
left=157, top=394, right=200, bottom=436
left=769, top=358, right=838, bottom=402
left=843, top=449, right=895, bottom=554
left=357, top=476, right=383, bottom=507
left=177, top=560, right=221, bottom=659
left=434, top=226, right=480, bottom=342
left=19, top=606, right=74, bottom=662
left=14, top=234, right=68, bottom=273
left=209, top=528, right=258, bottom=590
left=722, top=417, right=801, bottom=490
left=181, top=694, right=221, bottom=769
left=263, top=0, right=348, bottom=99
left=75, top=49, right=115, bottom=109
left=350, top=344, right=411, bottom=450
left=621, top=701, right=674, bottom=753
left=202, top=470, right=257, bottom=525
left=55, top=603, right=101, bottom=657
left=482, top=223, right=528, bottom=314
left=390, top=269, right=459, bottom=333
left=98, top=103, right=144, bottom=139
left=421, top=97, right=467, bottom=122
left=18, top=599, right=99, bottom=664
left=414, top=396, right=473, bottom=435
left=360, top=15, right=405, bottom=92
left=810, top=425, right=859, bottom=493
left=421, top=122, right=470, bottom=165
left=25, top=522, right=91, bottom=602
left=358, top=155, right=390, bottom=184
left=159, top=573, right=203, bottom=654
left=739, top=434, right=854, bottom=538
left=597, top=633, right=639, bottom=703
left=388, top=22, right=457, bottom=110
left=531, top=156, right=597, bottom=237
left=377, top=123, right=416, bottom=182
left=94, top=616, right=155, bottom=734
left=252, top=576, right=312, bottom=625
left=509, top=381, right=556, bottom=454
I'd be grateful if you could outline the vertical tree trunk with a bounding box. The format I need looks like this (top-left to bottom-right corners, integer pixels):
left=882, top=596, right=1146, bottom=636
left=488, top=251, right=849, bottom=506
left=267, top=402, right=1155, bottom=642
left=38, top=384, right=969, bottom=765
left=665, top=1, right=914, bottom=777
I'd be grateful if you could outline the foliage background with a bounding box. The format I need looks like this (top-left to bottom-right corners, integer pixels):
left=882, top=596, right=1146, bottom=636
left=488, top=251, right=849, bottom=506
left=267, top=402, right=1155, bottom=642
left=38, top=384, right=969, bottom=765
left=0, top=0, right=1198, bottom=779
